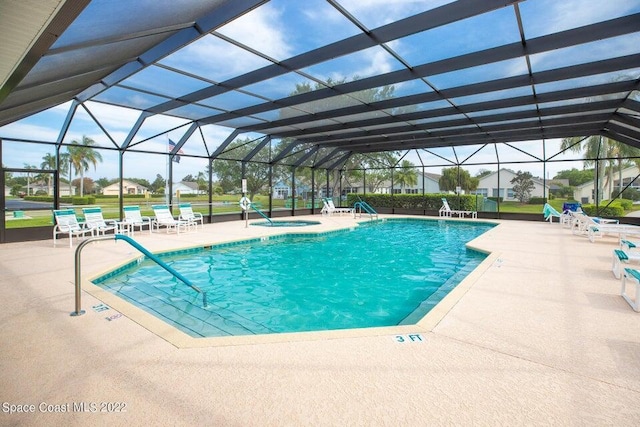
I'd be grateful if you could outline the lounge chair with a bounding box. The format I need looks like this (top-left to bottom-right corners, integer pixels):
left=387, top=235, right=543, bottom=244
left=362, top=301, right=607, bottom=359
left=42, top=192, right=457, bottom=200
left=621, top=268, right=640, bottom=312
left=439, top=198, right=477, bottom=219
left=123, top=205, right=152, bottom=235
left=612, top=248, right=640, bottom=279
left=543, top=203, right=562, bottom=223
left=178, top=203, right=204, bottom=229
left=151, top=205, right=190, bottom=233
left=82, top=207, right=117, bottom=236
left=321, top=198, right=353, bottom=216
left=571, top=211, right=640, bottom=242
left=53, top=209, right=93, bottom=247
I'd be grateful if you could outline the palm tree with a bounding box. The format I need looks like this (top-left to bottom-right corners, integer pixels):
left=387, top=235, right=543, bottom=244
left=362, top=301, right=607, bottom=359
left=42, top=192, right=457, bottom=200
left=23, top=163, right=37, bottom=196
left=57, top=152, right=70, bottom=195
left=394, top=160, right=418, bottom=193
left=608, top=140, right=640, bottom=199
left=562, top=136, right=640, bottom=202
left=40, top=153, right=56, bottom=195
left=67, top=135, right=103, bottom=197
left=561, top=136, right=609, bottom=204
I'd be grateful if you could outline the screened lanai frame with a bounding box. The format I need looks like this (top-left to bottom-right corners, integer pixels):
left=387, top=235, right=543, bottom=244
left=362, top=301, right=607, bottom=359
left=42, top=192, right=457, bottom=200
left=1, top=0, right=640, bottom=242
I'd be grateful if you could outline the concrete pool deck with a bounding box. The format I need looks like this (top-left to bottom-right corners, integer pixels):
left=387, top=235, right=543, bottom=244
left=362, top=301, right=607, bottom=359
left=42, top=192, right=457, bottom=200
left=1, top=215, right=639, bottom=425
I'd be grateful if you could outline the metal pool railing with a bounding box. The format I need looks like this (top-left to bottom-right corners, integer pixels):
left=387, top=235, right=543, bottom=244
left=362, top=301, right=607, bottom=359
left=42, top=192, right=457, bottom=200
left=250, top=203, right=272, bottom=224
left=70, top=234, right=207, bottom=317
left=353, top=200, right=378, bottom=219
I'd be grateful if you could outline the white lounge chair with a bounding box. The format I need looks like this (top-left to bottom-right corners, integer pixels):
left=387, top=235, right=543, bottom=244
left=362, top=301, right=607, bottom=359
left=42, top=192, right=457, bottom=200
left=571, top=211, right=640, bottom=243
left=82, top=207, right=117, bottom=236
left=612, top=248, right=640, bottom=279
left=123, top=205, right=152, bottom=235
left=178, top=203, right=203, bottom=229
left=321, top=198, right=353, bottom=216
left=621, top=268, right=640, bottom=312
left=53, top=209, right=93, bottom=247
left=152, top=205, right=189, bottom=234
left=439, top=198, right=477, bottom=219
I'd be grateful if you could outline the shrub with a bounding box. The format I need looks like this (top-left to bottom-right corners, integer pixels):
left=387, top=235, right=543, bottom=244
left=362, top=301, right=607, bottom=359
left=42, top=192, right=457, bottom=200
left=344, top=193, right=480, bottom=210
left=581, top=204, right=624, bottom=217
left=528, top=197, right=547, bottom=204
left=72, top=196, right=91, bottom=205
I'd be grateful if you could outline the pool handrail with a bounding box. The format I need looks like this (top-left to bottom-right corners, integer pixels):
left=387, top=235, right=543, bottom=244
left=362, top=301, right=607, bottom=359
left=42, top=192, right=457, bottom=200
left=250, top=203, right=272, bottom=224
left=353, top=199, right=378, bottom=219
left=71, top=234, right=207, bottom=317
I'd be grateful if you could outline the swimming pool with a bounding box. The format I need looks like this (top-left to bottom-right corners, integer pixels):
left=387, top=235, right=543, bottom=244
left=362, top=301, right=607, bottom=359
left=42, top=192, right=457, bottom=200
left=93, top=218, right=494, bottom=338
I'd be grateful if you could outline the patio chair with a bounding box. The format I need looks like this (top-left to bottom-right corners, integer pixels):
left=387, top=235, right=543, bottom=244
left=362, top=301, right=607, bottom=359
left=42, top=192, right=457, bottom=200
left=151, top=205, right=189, bottom=234
left=571, top=211, right=640, bottom=242
left=53, top=209, right=93, bottom=247
left=621, top=268, right=640, bottom=312
left=82, top=207, right=117, bottom=236
left=612, top=248, right=640, bottom=279
left=439, top=198, right=477, bottom=219
left=178, top=203, right=203, bottom=229
left=123, top=205, right=152, bottom=235
left=321, top=198, right=353, bottom=216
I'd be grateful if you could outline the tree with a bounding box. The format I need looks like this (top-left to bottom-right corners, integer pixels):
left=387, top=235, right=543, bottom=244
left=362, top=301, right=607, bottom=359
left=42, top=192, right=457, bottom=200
left=67, top=135, right=103, bottom=197
left=40, top=153, right=56, bottom=195
left=23, top=163, right=37, bottom=196
left=476, top=169, right=492, bottom=178
left=150, top=174, right=166, bottom=193
left=196, top=171, right=207, bottom=194
left=95, top=177, right=112, bottom=190
left=59, top=152, right=71, bottom=196
left=553, top=168, right=594, bottom=186
left=608, top=140, right=640, bottom=199
left=211, top=137, right=278, bottom=198
left=394, top=160, right=418, bottom=193
left=510, top=171, right=535, bottom=203
left=558, top=136, right=637, bottom=204
left=439, top=167, right=479, bottom=192
left=72, top=177, right=95, bottom=194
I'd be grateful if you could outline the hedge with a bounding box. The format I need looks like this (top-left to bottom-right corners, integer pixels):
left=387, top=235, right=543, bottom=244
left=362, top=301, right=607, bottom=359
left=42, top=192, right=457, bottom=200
left=345, top=193, right=481, bottom=210
left=580, top=204, right=624, bottom=217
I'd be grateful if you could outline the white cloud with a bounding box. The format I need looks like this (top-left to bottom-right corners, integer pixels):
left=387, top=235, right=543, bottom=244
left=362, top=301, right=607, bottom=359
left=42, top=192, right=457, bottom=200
left=338, top=0, right=453, bottom=28
left=529, top=0, right=640, bottom=36
left=215, top=3, right=292, bottom=60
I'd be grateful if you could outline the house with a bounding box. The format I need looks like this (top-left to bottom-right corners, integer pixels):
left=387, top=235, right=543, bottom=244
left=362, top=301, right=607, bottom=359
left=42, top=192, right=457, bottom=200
left=273, top=180, right=313, bottom=199
left=172, top=181, right=199, bottom=196
left=4, top=186, right=10, bottom=197
left=573, top=165, right=640, bottom=204
left=392, top=171, right=441, bottom=194
left=102, top=180, right=148, bottom=196
left=473, top=169, right=549, bottom=201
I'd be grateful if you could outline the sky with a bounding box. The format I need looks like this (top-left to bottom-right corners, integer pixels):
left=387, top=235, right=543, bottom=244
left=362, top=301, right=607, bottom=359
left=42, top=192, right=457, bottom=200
left=1, top=0, right=639, bottom=182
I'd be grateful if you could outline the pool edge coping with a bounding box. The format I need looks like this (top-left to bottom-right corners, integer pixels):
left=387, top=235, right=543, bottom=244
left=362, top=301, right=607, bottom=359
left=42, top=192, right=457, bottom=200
left=83, top=216, right=500, bottom=348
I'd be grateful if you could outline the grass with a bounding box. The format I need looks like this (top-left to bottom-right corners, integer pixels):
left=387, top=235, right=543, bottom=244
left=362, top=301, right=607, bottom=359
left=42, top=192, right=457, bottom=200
left=5, top=196, right=638, bottom=229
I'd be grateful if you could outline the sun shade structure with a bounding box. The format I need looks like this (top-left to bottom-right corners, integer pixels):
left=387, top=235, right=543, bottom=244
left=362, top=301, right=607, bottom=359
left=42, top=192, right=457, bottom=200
left=0, top=0, right=639, bottom=168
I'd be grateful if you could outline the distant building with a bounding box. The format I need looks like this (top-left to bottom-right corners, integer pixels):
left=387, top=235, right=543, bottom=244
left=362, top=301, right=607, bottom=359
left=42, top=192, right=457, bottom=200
left=573, top=165, right=640, bottom=203
left=102, top=180, right=148, bottom=196
left=391, top=171, right=442, bottom=194
left=172, top=181, right=199, bottom=195
left=473, top=169, right=549, bottom=200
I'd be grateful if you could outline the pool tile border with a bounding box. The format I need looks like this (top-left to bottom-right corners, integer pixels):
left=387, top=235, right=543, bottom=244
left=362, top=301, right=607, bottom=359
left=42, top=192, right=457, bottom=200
left=84, top=217, right=500, bottom=348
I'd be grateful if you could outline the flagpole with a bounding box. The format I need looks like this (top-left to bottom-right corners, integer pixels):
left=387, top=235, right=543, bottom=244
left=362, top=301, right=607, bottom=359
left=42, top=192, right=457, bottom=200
left=165, top=135, right=170, bottom=206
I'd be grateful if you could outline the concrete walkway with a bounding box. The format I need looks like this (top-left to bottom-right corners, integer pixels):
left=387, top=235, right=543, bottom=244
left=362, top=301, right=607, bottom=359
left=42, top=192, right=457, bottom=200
left=1, top=215, right=638, bottom=426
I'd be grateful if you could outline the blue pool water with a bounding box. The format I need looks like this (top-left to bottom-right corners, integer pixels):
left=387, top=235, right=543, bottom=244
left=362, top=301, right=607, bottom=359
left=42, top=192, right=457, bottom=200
left=93, top=218, right=494, bottom=337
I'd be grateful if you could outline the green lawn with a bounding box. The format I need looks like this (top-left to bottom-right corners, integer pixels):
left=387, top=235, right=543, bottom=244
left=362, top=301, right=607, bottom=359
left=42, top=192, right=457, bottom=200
left=5, top=196, right=638, bottom=229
